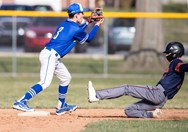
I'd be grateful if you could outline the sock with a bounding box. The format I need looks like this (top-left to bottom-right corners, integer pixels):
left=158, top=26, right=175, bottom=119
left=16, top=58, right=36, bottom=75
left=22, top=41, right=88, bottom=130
left=18, top=84, right=43, bottom=102
left=57, top=85, right=68, bottom=109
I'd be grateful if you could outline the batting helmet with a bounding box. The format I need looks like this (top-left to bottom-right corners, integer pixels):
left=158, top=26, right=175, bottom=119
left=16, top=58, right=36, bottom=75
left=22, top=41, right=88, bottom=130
left=163, top=41, right=184, bottom=61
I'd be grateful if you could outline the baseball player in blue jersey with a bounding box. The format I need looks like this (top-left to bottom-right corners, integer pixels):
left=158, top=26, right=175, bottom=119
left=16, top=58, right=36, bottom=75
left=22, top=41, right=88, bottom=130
left=13, top=3, right=103, bottom=115
left=87, top=41, right=188, bottom=118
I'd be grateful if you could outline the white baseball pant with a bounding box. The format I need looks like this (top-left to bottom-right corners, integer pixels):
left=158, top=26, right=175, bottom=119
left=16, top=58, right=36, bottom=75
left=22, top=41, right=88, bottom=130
left=38, top=48, right=71, bottom=89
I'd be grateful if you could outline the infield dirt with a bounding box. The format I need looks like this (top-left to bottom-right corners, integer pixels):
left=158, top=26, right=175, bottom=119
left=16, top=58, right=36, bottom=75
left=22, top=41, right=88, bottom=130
left=0, top=109, right=188, bottom=132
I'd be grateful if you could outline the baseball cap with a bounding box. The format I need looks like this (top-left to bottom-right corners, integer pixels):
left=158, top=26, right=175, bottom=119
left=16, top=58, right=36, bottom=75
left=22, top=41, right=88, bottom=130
left=67, top=3, right=87, bottom=14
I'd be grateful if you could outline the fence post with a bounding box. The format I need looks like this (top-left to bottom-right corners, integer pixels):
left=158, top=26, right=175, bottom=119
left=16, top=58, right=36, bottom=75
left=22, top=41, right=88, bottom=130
left=103, top=18, right=108, bottom=77
left=12, top=16, right=17, bottom=77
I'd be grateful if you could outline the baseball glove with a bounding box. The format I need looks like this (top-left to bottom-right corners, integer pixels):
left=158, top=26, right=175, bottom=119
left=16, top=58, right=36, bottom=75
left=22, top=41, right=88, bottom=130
left=87, top=8, right=103, bottom=23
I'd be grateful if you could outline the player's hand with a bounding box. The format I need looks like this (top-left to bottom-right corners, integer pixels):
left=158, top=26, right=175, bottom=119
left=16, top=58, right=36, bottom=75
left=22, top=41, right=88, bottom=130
left=87, top=8, right=103, bottom=25
left=95, top=18, right=104, bottom=26
left=86, top=16, right=93, bottom=24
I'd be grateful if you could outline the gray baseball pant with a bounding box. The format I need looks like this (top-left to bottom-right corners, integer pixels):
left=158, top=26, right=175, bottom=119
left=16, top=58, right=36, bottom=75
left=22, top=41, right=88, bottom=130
left=95, top=84, right=168, bottom=118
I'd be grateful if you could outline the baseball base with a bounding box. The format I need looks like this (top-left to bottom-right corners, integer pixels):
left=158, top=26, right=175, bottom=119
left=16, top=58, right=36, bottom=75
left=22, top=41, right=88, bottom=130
left=17, top=111, right=50, bottom=117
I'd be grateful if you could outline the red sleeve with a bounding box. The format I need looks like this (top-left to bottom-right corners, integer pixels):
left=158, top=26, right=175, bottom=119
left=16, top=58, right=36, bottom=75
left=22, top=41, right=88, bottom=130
left=175, top=62, right=183, bottom=72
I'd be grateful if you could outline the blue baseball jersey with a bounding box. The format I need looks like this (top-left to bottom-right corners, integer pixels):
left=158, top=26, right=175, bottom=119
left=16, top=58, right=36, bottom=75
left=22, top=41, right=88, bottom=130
left=45, top=19, right=89, bottom=57
left=158, top=58, right=184, bottom=99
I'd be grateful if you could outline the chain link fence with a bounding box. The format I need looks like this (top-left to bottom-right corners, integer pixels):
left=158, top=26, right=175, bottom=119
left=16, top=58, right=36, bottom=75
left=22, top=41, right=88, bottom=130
left=0, top=11, right=188, bottom=76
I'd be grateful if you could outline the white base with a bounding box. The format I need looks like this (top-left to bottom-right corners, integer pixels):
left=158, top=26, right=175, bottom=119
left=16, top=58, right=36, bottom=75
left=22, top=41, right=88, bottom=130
left=17, top=111, right=50, bottom=117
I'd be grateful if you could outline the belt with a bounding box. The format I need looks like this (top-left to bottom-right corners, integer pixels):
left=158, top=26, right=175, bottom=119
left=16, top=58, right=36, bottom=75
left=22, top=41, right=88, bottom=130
left=44, top=47, right=60, bottom=58
left=157, top=84, right=167, bottom=97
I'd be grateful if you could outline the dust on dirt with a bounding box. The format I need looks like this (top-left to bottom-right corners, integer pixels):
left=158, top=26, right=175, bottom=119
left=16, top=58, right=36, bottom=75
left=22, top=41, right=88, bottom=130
left=0, top=109, right=188, bottom=132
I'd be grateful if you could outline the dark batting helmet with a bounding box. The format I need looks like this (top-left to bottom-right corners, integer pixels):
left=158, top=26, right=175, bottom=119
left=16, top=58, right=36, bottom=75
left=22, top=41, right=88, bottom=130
left=163, top=41, right=184, bottom=61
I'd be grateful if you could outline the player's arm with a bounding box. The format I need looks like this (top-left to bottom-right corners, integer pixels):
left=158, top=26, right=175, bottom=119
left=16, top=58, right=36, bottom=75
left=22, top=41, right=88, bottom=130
left=74, top=25, right=99, bottom=44
left=80, top=8, right=104, bottom=30
left=80, top=19, right=88, bottom=29
left=74, top=19, right=103, bottom=44
left=175, top=62, right=188, bottom=72
left=86, top=25, right=99, bottom=42
left=74, top=20, right=103, bottom=44
left=179, top=63, right=188, bottom=72
left=86, top=19, right=104, bottom=42
left=84, top=8, right=104, bottom=42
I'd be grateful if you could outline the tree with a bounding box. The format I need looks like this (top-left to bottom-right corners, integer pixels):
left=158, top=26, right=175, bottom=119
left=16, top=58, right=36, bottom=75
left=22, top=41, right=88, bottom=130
left=125, top=0, right=167, bottom=72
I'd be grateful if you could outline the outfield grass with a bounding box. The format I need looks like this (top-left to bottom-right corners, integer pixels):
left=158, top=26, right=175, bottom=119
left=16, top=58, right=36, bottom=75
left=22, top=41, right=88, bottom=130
left=0, top=72, right=188, bottom=132
left=0, top=56, right=164, bottom=74
left=83, top=120, right=188, bottom=132
left=0, top=75, right=188, bottom=109
left=1, top=56, right=188, bottom=132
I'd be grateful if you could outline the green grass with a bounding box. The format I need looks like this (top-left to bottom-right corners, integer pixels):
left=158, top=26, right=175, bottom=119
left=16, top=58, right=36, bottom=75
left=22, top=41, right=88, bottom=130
left=0, top=75, right=188, bottom=109
left=83, top=120, right=188, bottom=132
left=0, top=72, right=188, bottom=132
left=0, top=56, right=164, bottom=74
left=163, top=19, right=188, bottom=43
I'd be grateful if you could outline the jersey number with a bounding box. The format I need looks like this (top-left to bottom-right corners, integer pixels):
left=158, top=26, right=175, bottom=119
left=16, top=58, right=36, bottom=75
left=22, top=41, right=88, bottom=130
left=53, top=27, right=64, bottom=39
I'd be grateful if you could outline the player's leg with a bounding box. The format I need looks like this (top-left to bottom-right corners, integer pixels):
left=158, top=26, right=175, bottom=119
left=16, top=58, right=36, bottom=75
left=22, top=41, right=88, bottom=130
left=88, top=81, right=140, bottom=102
left=125, top=98, right=167, bottom=118
left=54, top=60, right=77, bottom=115
left=87, top=81, right=99, bottom=102
left=87, top=81, right=167, bottom=118
left=88, top=81, right=166, bottom=105
left=13, top=49, right=57, bottom=112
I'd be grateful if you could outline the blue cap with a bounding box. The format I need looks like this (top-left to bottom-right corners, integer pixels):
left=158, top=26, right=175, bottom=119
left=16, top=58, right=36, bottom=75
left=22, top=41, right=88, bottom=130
left=67, top=3, right=87, bottom=14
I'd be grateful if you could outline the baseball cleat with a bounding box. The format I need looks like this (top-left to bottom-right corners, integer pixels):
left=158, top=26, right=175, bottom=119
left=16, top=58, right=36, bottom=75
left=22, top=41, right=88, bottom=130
left=66, top=104, right=78, bottom=112
left=152, top=108, right=162, bottom=118
left=87, top=81, right=99, bottom=103
left=56, top=103, right=77, bottom=116
left=13, top=100, right=34, bottom=112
